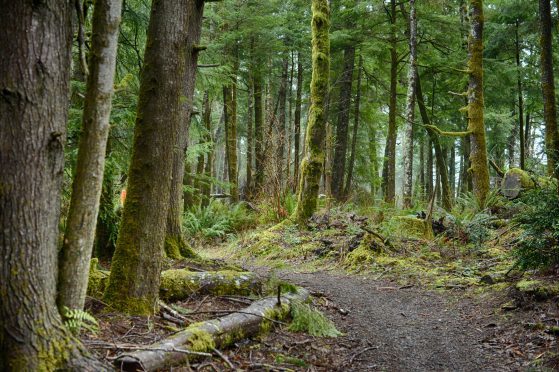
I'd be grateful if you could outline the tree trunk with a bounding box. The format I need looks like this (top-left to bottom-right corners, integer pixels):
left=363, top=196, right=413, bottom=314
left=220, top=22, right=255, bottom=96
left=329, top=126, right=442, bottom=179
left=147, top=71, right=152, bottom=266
left=294, top=52, right=304, bottom=192
left=416, top=75, right=453, bottom=211
left=0, top=1, right=108, bottom=369
left=449, top=143, right=456, bottom=198
left=467, top=0, right=490, bottom=208
left=515, top=21, right=525, bottom=170
left=105, top=0, right=192, bottom=316
left=539, top=0, right=559, bottom=182
left=254, top=71, right=264, bottom=192
left=332, top=46, right=355, bottom=200
left=165, top=0, right=205, bottom=258
left=368, top=123, right=379, bottom=198
left=402, top=0, right=418, bottom=209
left=58, top=0, right=122, bottom=312
left=247, top=74, right=254, bottom=197
left=277, top=56, right=289, bottom=189
left=507, top=103, right=517, bottom=168
left=419, top=136, right=425, bottom=200
left=426, top=138, right=434, bottom=198
left=295, top=0, right=330, bottom=226
left=224, top=82, right=239, bottom=201
left=344, top=54, right=363, bottom=198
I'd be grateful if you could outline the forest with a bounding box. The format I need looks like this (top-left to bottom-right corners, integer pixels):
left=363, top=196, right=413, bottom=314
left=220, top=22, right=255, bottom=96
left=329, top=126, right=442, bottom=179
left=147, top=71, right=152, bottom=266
left=2, top=0, right=559, bottom=370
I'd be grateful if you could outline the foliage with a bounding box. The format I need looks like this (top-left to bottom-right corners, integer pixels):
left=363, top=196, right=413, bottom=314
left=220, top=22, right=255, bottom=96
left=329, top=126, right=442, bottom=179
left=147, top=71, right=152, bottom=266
left=62, top=307, right=99, bottom=336
left=513, top=187, right=559, bottom=270
left=183, top=200, right=256, bottom=239
left=287, top=300, right=342, bottom=337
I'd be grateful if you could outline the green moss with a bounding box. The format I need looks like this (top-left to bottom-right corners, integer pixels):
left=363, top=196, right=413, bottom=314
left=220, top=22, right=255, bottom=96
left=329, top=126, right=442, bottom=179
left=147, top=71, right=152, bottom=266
left=515, top=279, right=559, bottom=300
left=164, top=236, right=183, bottom=260
left=87, top=259, right=110, bottom=298
left=393, top=216, right=433, bottom=239
left=187, top=327, right=215, bottom=352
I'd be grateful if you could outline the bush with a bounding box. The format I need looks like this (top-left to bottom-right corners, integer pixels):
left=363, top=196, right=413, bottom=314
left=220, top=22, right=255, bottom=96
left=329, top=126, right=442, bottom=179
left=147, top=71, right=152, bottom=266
left=513, top=187, right=559, bottom=270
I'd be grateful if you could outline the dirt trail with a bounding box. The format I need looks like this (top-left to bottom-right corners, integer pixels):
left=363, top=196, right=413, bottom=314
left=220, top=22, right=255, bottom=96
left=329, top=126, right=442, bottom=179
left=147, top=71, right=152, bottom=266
left=271, top=270, right=514, bottom=372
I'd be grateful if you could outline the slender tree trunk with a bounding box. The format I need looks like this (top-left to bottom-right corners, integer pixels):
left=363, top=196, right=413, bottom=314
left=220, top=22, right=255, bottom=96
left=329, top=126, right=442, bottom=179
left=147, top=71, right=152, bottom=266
left=293, top=52, right=303, bottom=191
left=0, top=1, right=107, bottom=369
left=525, top=111, right=532, bottom=159
left=467, top=0, right=490, bottom=208
left=58, top=0, right=122, bottom=312
left=105, top=0, right=192, bottom=315
left=332, top=46, right=355, bottom=200
left=344, top=54, right=363, bottom=198
left=515, top=21, right=525, bottom=170
left=368, top=123, right=379, bottom=198
left=254, top=71, right=264, bottom=192
left=286, top=51, right=295, bottom=186
left=426, top=138, right=434, bottom=198
left=402, top=0, right=418, bottom=209
left=277, top=56, right=289, bottom=189
left=449, top=143, right=456, bottom=197
left=508, top=103, right=517, bottom=168
left=224, top=73, right=239, bottom=201
left=383, top=0, right=398, bottom=204
left=539, top=0, right=559, bottom=181
left=165, top=0, right=205, bottom=258
left=419, top=135, right=425, bottom=199
left=247, top=74, right=254, bottom=197
left=296, top=0, right=330, bottom=226
left=416, top=75, right=453, bottom=211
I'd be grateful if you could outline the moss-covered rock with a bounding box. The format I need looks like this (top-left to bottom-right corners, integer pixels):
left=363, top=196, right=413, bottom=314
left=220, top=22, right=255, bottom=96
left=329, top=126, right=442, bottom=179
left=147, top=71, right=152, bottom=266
left=87, top=258, right=110, bottom=298
left=515, top=279, right=559, bottom=300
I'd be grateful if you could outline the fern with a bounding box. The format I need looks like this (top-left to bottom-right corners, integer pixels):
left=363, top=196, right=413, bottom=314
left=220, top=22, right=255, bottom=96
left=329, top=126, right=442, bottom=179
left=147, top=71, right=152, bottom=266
left=62, top=307, right=99, bottom=336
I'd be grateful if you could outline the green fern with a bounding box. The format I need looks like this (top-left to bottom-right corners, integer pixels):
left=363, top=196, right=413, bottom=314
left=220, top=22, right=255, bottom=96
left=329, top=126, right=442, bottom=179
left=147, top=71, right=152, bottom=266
left=62, top=307, right=99, bottom=336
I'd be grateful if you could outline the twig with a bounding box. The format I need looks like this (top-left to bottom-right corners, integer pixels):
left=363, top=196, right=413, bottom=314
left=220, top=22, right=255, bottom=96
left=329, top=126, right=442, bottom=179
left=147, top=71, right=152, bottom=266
left=348, top=346, right=379, bottom=364
left=86, top=341, right=212, bottom=357
left=211, top=347, right=235, bottom=369
left=217, top=296, right=253, bottom=305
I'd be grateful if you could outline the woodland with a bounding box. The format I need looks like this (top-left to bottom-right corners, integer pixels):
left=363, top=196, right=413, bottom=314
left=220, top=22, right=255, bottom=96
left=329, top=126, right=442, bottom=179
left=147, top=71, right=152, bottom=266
left=2, top=0, right=559, bottom=371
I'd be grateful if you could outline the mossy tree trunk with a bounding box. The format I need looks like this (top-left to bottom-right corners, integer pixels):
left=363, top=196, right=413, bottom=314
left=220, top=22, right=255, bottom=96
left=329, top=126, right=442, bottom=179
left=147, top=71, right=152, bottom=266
left=515, top=21, right=525, bottom=171
left=344, top=54, right=363, bottom=199
left=402, top=0, right=417, bottom=209
left=294, top=52, right=303, bottom=192
left=247, top=72, right=254, bottom=197
left=467, top=0, right=490, bottom=208
left=332, top=46, right=355, bottom=200
left=368, top=122, right=379, bottom=198
left=277, top=56, right=289, bottom=189
left=105, top=0, right=191, bottom=316
left=539, top=0, right=559, bottom=183
left=0, top=1, right=108, bottom=369
left=382, top=0, right=398, bottom=204
left=199, top=91, right=213, bottom=206
left=224, top=83, right=239, bottom=201
left=295, top=0, right=330, bottom=226
left=58, top=0, right=122, bottom=313
left=165, top=0, right=206, bottom=259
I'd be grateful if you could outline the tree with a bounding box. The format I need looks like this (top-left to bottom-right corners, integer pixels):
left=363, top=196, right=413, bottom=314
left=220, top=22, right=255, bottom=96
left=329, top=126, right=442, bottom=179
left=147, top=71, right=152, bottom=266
left=165, top=0, right=206, bottom=258
left=296, top=0, right=330, bottom=226
left=538, top=0, right=558, bottom=181
left=293, top=52, right=304, bottom=191
left=344, top=54, right=363, bottom=198
left=58, top=0, right=123, bottom=312
left=467, top=0, right=490, bottom=208
left=0, top=1, right=107, bottom=369
left=402, top=0, right=418, bottom=209
left=104, top=0, right=192, bottom=315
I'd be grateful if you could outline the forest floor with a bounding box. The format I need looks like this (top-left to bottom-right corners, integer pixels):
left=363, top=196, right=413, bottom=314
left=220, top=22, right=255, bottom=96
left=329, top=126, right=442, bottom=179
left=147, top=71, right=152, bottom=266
left=84, top=209, right=559, bottom=371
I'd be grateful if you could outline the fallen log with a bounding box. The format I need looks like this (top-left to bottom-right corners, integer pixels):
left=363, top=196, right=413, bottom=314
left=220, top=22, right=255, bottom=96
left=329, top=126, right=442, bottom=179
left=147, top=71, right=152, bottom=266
left=86, top=263, right=262, bottom=301
left=159, top=269, right=262, bottom=301
left=114, top=288, right=310, bottom=371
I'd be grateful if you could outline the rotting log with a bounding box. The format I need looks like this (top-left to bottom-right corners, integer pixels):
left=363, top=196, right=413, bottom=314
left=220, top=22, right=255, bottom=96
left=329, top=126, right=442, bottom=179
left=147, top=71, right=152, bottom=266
left=87, top=262, right=262, bottom=300
left=159, top=269, right=262, bottom=301
left=114, top=288, right=310, bottom=371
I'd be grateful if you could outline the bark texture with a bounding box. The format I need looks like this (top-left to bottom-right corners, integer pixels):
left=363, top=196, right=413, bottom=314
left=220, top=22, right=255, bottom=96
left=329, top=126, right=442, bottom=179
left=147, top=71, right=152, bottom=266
left=402, top=0, right=418, bottom=209
left=295, top=0, right=330, bottom=226
left=332, top=46, right=355, bottom=200
left=0, top=1, right=107, bottom=369
left=105, top=0, right=190, bottom=315
left=467, top=0, right=490, bottom=208
left=294, top=53, right=303, bottom=191
left=254, top=71, right=264, bottom=192
left=539, top=0, right=559, bottom=181
left=58, top=0, right=122, bottom=312
left=344, top=54, right=363, bottom=198
left=515, top=21, right=525, bottom=170
left=165, top=0, right=206, bottom=258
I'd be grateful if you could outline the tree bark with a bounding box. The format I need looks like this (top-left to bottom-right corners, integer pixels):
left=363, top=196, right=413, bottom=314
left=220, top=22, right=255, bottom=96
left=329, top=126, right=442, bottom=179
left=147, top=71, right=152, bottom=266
left=58, top=0, right=122, bottom=313
left=224, top=82, right=239, bottom=201
left=165, top=0, right=206, bottom=258
left=105, top=0, right=191, bottom=315
left=368, top=123, right=379, bottom=198
left=344, top=54, right=363, bottom=198
left=467, top=0, right=490, bottom=208
left=0, top=1, right=108, bottom=369
left=402, top=0, right=418, bottom=209
left=247, top=74, right=254, bottom=197
left=382, top=0, right=398, bottom=204
left=296, top=0, right=330, bottom=226
left=294, top=52, right=303, bottom=192
left=332, top=46, right=355, bottom=200
left=277, top=56, right=289, bottom=189
left=515, top=21, right=525, bottom=170
left=539, top=0, right=559, bottom=182
left=254, top=70, right=264, bottom=192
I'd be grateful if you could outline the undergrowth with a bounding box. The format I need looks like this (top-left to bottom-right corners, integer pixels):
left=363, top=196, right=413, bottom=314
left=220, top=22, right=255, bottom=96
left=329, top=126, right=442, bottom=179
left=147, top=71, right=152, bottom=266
left=183, top=200, right=256, bottom=239
left=288, top=300, right=342, bottom=337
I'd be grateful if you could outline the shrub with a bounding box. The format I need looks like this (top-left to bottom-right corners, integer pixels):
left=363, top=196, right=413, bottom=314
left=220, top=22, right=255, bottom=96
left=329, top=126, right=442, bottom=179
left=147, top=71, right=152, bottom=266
left=183, top=200, right=255, bottom=239
left=513, top=187, right=559, bottom=270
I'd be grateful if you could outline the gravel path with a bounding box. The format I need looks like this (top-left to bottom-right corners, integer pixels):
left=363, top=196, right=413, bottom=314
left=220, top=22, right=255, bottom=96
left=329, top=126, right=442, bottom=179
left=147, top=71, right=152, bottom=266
left=273, top=270, right=513, bottom=372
